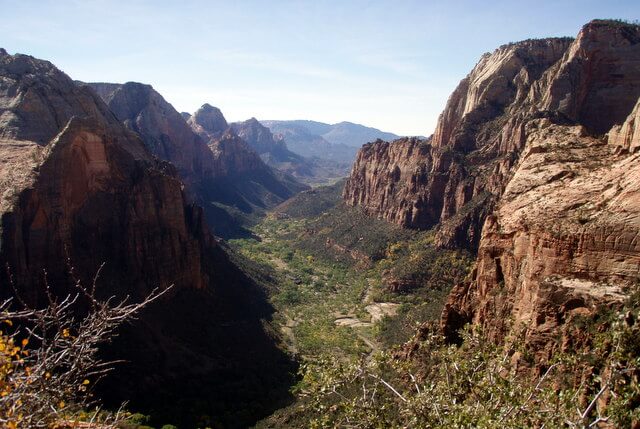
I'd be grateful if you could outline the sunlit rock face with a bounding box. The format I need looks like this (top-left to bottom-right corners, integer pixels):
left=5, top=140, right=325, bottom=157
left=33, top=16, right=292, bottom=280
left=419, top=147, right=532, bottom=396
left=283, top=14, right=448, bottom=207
left=344, top=20, right=640, bottom=364
left=344, top=37, right=573, bottom=249
left=438, top=21, right=640, bottom=363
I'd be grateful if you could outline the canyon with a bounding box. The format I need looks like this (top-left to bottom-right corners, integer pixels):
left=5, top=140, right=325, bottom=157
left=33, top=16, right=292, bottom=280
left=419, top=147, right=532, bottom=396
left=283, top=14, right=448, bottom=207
left=1, top=16, right=640, bottom=429
left=88, top=82, right=307, bottom=239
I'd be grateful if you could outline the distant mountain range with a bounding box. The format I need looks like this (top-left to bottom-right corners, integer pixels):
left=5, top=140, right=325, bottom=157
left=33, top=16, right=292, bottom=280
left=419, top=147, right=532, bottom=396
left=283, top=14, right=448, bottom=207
left=261, top=120, right=404, bottom=165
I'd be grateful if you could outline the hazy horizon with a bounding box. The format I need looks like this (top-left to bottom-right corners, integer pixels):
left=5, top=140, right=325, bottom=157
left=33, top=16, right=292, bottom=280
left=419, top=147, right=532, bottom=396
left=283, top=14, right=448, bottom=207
left=1, top=0, right=638, bottom=136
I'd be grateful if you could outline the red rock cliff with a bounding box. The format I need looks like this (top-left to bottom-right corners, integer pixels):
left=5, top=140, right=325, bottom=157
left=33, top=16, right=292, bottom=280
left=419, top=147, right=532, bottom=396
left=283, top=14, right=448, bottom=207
left=344, top=38, right=572, bottom=249
left=1, top=55, right=209, bottom=299
left=440, top=21, right=640, bottom=362
left=0, top=49, right=294, bottom=427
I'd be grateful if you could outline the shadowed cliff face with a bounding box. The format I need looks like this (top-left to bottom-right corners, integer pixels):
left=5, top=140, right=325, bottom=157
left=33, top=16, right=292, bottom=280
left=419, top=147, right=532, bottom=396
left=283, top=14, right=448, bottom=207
left=89, top=84, right=307, bottom=239
left=0, top=50, right=295, bottom=428
left=344, top=20, right=640, bottom=364
left=188, top=103, right=228, bottom=140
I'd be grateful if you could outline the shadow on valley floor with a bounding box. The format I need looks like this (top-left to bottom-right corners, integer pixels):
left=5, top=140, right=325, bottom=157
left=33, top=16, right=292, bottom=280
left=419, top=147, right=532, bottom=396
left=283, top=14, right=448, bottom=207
left=97, top=245, right=298, bottom=429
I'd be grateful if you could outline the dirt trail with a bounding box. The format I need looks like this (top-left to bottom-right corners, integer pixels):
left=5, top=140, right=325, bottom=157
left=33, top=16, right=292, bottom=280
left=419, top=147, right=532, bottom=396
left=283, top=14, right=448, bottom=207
left=281, top=314, right=298, bottom=355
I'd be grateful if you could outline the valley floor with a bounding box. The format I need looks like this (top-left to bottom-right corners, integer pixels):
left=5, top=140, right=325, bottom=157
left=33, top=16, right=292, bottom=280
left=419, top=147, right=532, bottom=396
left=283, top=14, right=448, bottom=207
left=228, top=182, right=473, bottom=373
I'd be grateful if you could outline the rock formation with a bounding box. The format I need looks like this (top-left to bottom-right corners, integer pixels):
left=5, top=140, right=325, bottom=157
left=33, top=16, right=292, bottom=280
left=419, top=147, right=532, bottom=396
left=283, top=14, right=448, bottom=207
left=186, top=104, right=308, bottom=228
left=187, top=103, right=228, bottom=140
left=608, top=98, right=640, bottom=152
left=88, top=82, right=219, bottom=188
left=232, top=117, right=289, bottom=155
left=89, top=84, right=307, bottom=238
left=344, top=37, right=573, bottom=249
left=231, top=118, right=325, bottom=182
left=0, top=49, right=294, bottom=427
left=438, top=21, right=640, bottom=361
left=344, top=20, right=640, bottom=364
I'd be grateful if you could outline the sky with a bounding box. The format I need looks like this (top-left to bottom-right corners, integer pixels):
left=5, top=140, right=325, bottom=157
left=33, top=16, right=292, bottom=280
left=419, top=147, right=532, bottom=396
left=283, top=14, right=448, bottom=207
left=1, top=1, right=639, bottom=136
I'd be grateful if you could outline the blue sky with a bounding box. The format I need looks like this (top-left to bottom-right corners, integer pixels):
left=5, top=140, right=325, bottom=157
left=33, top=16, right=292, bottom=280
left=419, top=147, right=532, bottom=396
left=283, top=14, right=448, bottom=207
left=1, top=1, right=639, bottom=136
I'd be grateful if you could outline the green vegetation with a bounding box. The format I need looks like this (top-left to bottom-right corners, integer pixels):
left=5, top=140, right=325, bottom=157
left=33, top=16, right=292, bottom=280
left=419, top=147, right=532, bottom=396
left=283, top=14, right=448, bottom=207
left=235, top=181, right=638, bottom=429
left=231, top=217, right=373, bottom=358
left=231, top=182, right=472, bottom=363
left=265, top=287, right=640, bottom=428
left=273, top=179, right=345, bottom=219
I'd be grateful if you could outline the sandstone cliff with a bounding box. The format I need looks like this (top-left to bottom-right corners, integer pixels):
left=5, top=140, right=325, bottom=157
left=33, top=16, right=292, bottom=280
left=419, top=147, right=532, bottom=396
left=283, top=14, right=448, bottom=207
left=344, top=37, right=573, bottom=249
left=608, top=98, right=640, bottom=152
left=90, top=84, right=306, bottom=238
left=88, top=82, right=218, bottom=187
left=188, top=104, right=268, bottom=177
left=188, top=103, right=228, bottom=140
left=343, top=20, right=640, bottom=366
left=435, top=21, right=640, bottom=364
left=0, top=49, right=294, bottom=427
left=232, top=117, right=288, bottom=154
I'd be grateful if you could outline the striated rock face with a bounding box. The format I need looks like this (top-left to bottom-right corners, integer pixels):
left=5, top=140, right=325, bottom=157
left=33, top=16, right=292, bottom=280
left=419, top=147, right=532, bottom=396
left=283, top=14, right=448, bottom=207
left=438, top=21, right=640, bottom=364
left=0, top=49, right=294, bottom=427
left=343, top=20, right=640, bottom=364
left=88, top=82, right=219, bottom=187
left=608, top=98, right=640, bottom=152
left=346, top=21, right=640, bottom=254
left=430, top=38, right=572, bottom=151
left=442, top=118, right=640, bottom=361
left=344, top=37, right=573, bottom=249
left=531, top=20, right=640, bottom=135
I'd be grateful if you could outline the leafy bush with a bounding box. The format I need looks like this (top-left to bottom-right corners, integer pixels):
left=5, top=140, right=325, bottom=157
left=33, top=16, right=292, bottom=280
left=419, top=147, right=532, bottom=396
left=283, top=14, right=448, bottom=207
left=0, top=270, right=170, bottom=428
left=284, top=289, right=640, bottom=428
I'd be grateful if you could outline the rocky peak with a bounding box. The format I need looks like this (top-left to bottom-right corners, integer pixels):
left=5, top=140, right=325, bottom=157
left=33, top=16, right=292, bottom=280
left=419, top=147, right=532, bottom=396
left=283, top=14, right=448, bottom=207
left=0, top=50, right=207, bottom=299
left=231, top=117, right=288, bottom=154
left=1, top=51, right=115, bottom=146
left=441, top=116, right=640, bottom=357
left=432, top=37, right=572, bottom=152
left=0, top=49, right=294, bottom=427
left=189, top=103, right=229, bottom=138
left=345, top=21, right=640, bottom=253
left=344, top=37, right=573, bottom=249
left=207, top=128, right=266, bottom=177
left=87, top=81, right=220, bottom=185
left=426, top=20, right=640, bottom=364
